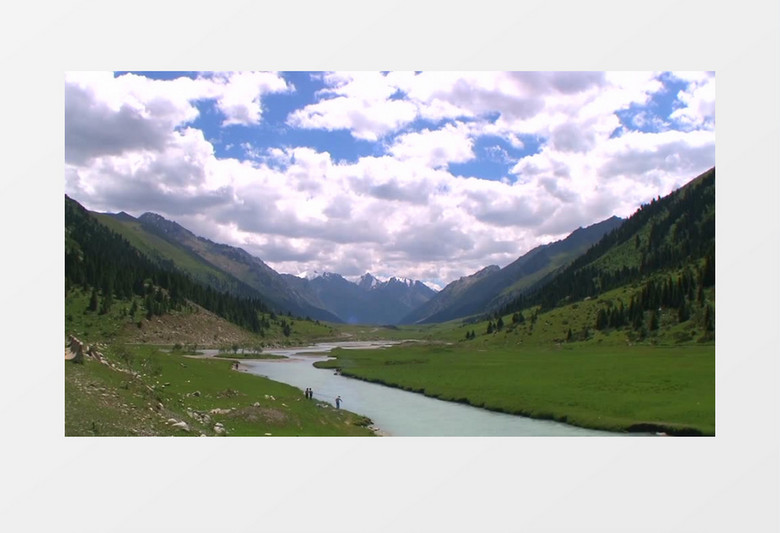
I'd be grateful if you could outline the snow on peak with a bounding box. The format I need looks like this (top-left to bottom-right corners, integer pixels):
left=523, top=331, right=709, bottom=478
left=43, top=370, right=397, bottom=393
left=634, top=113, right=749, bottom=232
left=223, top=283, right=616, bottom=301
left=387, top=276, right=417, bottom=287
left=299, top=270, right=321, bottom=280
left=358, top=272, right=379, bottom=289
left=300, top=270, right=339, bottom=281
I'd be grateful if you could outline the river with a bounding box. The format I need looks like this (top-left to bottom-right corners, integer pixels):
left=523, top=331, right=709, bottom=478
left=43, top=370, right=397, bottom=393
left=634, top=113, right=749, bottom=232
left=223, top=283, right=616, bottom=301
left=205, top=341, right=624, bottom=436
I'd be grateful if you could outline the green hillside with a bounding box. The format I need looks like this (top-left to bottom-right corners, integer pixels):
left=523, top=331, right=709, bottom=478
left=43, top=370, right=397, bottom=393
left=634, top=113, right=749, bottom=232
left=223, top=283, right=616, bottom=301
left=505, top=167, right=715, bottom=315
left=92, top=210, right=339, bottom=322
left=402, top=216, right=623, bottom=324
left=93, top=213, right=245, bottom=295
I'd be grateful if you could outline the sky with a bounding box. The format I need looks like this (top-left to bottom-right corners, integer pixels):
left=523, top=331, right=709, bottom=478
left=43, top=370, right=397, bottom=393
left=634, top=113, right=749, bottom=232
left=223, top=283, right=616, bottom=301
left=64, top=71, right=715, bottom=290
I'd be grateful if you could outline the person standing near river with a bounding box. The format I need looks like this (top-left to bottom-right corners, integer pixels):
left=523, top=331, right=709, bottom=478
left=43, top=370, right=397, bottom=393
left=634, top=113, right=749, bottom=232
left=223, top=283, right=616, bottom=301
left=335, top=395, right=342, bottom=409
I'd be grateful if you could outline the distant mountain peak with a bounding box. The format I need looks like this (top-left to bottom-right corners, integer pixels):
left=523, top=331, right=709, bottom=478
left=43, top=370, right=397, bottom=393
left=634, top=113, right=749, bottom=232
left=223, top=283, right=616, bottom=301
left=388, top=276, right=415, bottom=288
left=139, top=212, right=166, bottom=222
left=301, top=270, right=345, bottom=282
left=358, top=272, right=379, bottom=290
left=137, top=212, right=192, bottom=237
left=111, top=211, right=136, bottom=222
left=477, top=265, right=501, bottom=276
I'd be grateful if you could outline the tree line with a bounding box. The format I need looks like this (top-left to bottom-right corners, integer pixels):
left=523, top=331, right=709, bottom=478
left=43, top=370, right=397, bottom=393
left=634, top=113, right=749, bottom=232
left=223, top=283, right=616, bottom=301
left=65, top=196, right=270, bottom=333
left=496, top=168, right=715, bottom=318
left=593, top=265, right=715, bottom=336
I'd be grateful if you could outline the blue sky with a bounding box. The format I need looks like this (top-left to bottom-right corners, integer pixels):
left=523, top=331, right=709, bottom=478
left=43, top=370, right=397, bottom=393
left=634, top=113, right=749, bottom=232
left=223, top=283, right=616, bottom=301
left=65, top=71, right=715, bottom=289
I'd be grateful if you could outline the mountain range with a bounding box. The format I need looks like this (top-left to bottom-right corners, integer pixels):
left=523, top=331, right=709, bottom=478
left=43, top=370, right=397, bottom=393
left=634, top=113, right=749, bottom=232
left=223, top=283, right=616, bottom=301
left=400, top=216, right=624, bottom=324
left=283, top=272, right=436, bottom=324
left=67, top=166, right=714, bottom=328
left=91, top=209, right=438, bottom=324
left=89, top=206, right=619, bottom=325
left=94, top=209, right=341, bottom=322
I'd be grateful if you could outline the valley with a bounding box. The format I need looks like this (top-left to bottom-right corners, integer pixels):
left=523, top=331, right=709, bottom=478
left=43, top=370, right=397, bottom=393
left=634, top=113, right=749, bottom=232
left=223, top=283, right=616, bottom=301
left=65, top=167, right=715, bottom=436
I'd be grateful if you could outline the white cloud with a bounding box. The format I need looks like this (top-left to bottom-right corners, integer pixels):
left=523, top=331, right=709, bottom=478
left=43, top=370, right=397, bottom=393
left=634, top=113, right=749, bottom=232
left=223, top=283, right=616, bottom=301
left=669, top=72, right=715, bottom=130
left=64, top=71, right=290, bottom=165
left=65, top=71, right=716, bottom=287
left=287, top=72, right=418, bottom=141
left=212, top=71, right=291, bottom=126
left=388, top=122, right=475, bottom=168
left=64, top=73, right=187, bottom=164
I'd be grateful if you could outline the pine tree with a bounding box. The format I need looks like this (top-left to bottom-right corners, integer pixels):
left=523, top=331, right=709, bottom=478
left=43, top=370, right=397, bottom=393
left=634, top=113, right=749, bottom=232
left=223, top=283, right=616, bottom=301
left=650, top=310, right=660, bottom=331
left=88, top=289, right=99, bottom=312
left=678, top=300, right=690, bottom=322
left=595, top=308, right=608, bottom=330
left=701, top=252, right=715, bottom=288
left=99, top=289, right=113, bottom=315
left=704, top=303, right=714, bottom=332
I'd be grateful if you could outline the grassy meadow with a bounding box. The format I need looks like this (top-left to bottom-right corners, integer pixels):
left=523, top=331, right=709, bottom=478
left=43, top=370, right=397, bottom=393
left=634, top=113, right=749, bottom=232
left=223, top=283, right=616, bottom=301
left=66, top=343, right=375, bottom=436
left=317, top=342, right=714, bottom=435
left=66, top=275, right=715, bottom=436
left=316, top=288, right=716, bottom=435
left=65, top=288, right=376, bottom=436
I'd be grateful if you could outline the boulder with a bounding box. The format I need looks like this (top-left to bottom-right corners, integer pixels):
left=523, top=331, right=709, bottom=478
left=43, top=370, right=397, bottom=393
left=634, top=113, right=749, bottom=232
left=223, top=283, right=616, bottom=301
left=65, top=335, right=84, bottom=363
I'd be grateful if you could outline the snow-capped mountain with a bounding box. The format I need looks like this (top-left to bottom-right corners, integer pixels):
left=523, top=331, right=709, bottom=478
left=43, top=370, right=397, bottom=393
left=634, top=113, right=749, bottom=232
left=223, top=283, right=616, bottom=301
left=282, top=271, right=437, bottom=325
left=357, top=272, right=381, bottom=290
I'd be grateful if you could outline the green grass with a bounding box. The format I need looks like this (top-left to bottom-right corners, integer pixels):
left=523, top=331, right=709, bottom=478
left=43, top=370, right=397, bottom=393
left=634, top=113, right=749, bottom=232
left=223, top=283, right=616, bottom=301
left=65, top=288, right=377, bottom=436
left=65, top=350, right=180, bottom=436
left=315, top=284, right=715, bottom=435
left=66, top=342, right=375, bottom=436
left=317, top=342, right=714, bottom=435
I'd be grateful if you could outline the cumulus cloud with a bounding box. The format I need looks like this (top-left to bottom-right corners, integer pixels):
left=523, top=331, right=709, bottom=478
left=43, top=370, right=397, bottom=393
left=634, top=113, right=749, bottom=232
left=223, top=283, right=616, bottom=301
left=599, top=130, right=716, bottom=180
left=65, top=71, right=716, bottom=287
left=286, top=72, right=418, bottom=141
left=387, top=222, right=475, bottom=261
left=64, top=78, right=173, bottom=164
left=286, top=72, right=610, bottom=144
left=388, top=122, right=475, bottom=168
left=669, top=72, right=715, bottom=130
left=64, top=71, right=289, bottom=165
left=551, top=122, right=597, bottom=153
left=212, top=71, right=292, bottom=126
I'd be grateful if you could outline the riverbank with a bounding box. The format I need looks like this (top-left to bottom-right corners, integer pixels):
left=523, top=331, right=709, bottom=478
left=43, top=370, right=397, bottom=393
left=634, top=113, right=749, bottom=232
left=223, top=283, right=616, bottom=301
left=315, top=342, right=715, bottom=436
left=65, top=342, right=379, bottom=436
left=239, top=343, right=616, bottom=436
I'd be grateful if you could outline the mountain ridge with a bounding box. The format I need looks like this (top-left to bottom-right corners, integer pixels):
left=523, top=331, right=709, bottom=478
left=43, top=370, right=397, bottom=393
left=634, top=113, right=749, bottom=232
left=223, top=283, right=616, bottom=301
left=282, top=271, right=437, bottom=325
left=98, top=208, right=436, bottom=324
left=68, top=166, right=712, bottom=328
left=401, top=215, right=624, bottom=324
left=499, top=166, right=715, bottom=321
left=100, top=210, right=341, bottom=322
